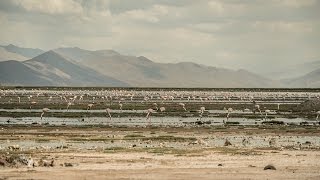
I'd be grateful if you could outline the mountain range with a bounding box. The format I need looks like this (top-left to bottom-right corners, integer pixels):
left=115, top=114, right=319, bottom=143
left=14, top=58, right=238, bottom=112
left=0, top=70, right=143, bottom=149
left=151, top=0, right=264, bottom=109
left=0, top=44, right=319, bottom=88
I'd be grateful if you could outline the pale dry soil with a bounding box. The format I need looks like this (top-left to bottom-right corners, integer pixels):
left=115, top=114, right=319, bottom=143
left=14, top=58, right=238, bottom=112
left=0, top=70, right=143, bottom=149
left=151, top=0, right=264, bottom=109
left=1, top=150, right=320, bottom=180
left=0, top=126, right=320, bottom=179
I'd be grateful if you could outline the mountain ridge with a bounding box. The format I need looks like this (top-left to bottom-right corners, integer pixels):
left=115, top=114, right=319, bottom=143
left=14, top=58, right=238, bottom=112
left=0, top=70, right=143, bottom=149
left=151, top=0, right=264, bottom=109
left=0, top=44, right=318, bottom=88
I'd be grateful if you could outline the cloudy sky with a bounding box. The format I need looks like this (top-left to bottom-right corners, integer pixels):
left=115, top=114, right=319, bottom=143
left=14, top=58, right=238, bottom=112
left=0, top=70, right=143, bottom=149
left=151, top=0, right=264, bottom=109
left=0, top=0, right=319, bottom=73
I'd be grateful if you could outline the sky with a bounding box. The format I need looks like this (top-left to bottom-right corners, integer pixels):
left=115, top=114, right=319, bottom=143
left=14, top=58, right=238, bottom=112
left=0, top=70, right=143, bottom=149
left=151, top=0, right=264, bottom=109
left=0, top=0, right=319, bottom=73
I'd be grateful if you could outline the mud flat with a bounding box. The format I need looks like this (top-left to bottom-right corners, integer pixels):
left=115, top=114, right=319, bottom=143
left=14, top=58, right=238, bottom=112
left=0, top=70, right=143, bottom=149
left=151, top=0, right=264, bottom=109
left=1, top=126, right=320, bottom=179
left=1, top=88, right=320, bottom=179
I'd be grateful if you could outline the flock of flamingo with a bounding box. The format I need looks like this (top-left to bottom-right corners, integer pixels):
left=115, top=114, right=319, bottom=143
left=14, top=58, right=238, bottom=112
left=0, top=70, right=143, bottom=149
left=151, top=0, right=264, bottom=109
left=0, top=88, right=319, bottom=126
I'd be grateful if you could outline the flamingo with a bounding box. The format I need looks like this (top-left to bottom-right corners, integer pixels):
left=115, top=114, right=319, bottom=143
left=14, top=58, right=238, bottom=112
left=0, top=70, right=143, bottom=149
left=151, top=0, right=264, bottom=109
left=30, top=101, right=37, bottom=110
left=106, top=108, right=112, bottom=122
left=199, top=106, right=205, bottom=120
left=254, top=104, right=263, bottom=116
left=146, top=108, right=154, bottom=125
left=87, top=103, right=94, bottom=111
left=160, top=107, right=166, bottom=112
left=159, top=107, right=166, bottom=125
left=178, top=103, right=186, bottom=111
left=41, top=108, right=50, bottom=120
left=153, top=103, right=158, bottom=111
left=226, top=108, right=233, bottom=122
left=119, top=103, right=123, bottom=111
left=66, top=102, right=72, bottom=111
left=265, top=109, right=271, bottom=120
left=200, top=107, right=205, bottom=116
left=72, top=96, right=77, bottom=102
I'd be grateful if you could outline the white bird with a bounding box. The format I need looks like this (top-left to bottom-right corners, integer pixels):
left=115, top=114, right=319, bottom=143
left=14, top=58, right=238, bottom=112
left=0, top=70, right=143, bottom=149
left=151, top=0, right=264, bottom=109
left=226, top=108, right=233, bottom=121
left=265, top=109, right=271, bottom=120
left=199, top=106, right=205, bottom=119
left=146, top=108, right=154, bottom=125
left=119, top=103, right=123, bottom=111
left=199, top=106, right=205, bottom=117
left=41, top=108, right=50, bottom=120
left=316, top=111, right=320, bottom=120
left=66, top=102, right=72, bottom=111
left=158, top=106, right=166, bottom=125
left=30, top=101, right=37, bottom=110
left=87, top=103, right=94, bottom=111
left=153, top=103, right=158, bottom=111
left=106, top=108, right=112, bottom=121
left=160, top=107, right=166, bottom=112
left=17, top=96, right=20, bottom=103
left=255, top=104, right=263, bottom=116
left=200, top=106, right=205, bottom=113
left=178, top=103, right=186, bottom=111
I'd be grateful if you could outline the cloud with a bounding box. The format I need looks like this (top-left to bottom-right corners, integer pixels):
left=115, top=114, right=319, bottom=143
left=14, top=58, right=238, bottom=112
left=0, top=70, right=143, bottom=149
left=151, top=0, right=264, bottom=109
left=12, top=0, right=83, bottom=15
left=275, top=0, right=317, bottom=8
left=252, top=21, right=313, bottom=33
left=115, top=4, right=171, bottom=24
left=0, top=0, right=319, bottom=73
left=208, top=0, right=247, bottom=15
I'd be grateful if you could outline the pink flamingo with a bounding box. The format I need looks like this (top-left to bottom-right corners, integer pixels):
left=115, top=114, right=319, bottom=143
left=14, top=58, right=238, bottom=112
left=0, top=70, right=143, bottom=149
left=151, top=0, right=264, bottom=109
left=178, top=103, right=186, bottom=111
left=106, top=108, right=112, bottom=123
left=146, top=108, right=154, bottom=125
left=41, top=108, right=50, bottom=120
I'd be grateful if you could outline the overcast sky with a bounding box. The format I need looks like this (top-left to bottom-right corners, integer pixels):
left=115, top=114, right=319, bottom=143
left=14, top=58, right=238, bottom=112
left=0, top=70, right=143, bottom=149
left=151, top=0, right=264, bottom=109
left=0, top=0, right=319, bottom=73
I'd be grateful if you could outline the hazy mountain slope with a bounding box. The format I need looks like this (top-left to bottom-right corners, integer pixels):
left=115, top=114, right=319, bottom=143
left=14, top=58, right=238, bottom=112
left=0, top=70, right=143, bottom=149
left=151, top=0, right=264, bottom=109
left=55, top=48, right=164, bottom=85
left=55, top=47, right=280, bottom=88
left=23, top=51, right=129, bottom=87
left=156, top=63, right=279, bottom=88
left=262, top=60, right=320, bottom=79
left=284, top=68, right=320, bottom=88
left=55, top=47, right=120, bottom=62
left=0, top=47, right=28, bottom=61
left=0, top=44, right=44, bottom=59
left=0, top=45, right=286, bottom=87
left=0, top=60, right=52, bottom=86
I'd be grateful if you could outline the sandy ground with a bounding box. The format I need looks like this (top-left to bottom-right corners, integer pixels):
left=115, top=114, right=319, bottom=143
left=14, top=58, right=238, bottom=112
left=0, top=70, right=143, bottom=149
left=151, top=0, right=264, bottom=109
left=1, top=126, right=320, bottom=179
left=1, top=150, right=320, bottom=180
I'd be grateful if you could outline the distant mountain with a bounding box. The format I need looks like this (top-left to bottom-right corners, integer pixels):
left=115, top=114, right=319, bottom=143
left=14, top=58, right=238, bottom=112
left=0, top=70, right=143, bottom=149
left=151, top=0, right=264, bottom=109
left=0, top=50, right=129, bottom=87
left=0, top=47, right=28, bottom=61
left=284, top=68, right=320, bottom=88
left=0, top=60, right=52, bottom=86
left=55, top=47, right=281, bottom=88
left=1, top=44, right=44, bottom=59
left=0, top=45, right=302, bottom=87
left=262, top=60, right=320, bottom=79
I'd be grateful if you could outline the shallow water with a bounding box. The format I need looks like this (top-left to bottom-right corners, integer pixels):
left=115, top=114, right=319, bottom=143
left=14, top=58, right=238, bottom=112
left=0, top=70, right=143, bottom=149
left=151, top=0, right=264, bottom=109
left=0, top=108, right=287, bottom=114
left=0, top=108, right=147, bottom=113
left=0, top=116, right=317, bottom=127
